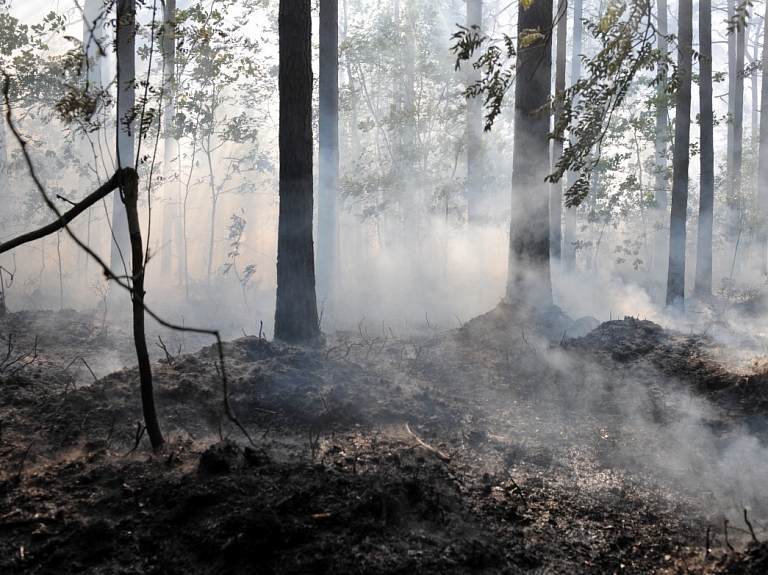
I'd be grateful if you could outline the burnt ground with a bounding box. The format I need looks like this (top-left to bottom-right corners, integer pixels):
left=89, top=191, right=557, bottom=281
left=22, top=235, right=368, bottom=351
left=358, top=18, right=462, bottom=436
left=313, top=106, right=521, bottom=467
left=1, top=303, right=767, bottom=574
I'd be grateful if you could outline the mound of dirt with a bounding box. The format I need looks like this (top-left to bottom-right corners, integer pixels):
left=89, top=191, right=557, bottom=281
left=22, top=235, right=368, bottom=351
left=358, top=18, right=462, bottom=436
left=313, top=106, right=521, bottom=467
left=1, top=307, right=767, bottom=574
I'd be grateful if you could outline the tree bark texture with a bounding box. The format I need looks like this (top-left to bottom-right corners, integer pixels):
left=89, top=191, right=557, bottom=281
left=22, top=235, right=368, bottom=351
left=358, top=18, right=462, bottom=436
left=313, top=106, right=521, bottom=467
left=317, top=0, right=339, bottom=310
left=274, top=0, right=320, bottom=343
left=507, top=0, right=553, bottom=313
left=694, top=0, right=714, bottom=296
left=665, top=0, right=692, bottom=310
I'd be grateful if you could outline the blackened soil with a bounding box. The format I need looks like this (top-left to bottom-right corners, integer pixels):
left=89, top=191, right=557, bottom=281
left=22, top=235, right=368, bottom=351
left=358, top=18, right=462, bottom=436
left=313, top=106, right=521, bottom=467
left=1, top=305, right=767, bottom=574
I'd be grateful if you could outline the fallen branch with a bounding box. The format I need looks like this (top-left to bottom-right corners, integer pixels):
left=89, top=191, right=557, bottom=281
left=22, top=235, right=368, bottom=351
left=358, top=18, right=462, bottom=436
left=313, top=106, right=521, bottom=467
left=404, top=423, right=450, bottom=463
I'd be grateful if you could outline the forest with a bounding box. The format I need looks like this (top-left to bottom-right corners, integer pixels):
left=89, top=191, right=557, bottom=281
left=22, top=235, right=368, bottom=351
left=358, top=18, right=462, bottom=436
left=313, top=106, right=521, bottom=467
left=0, top=0, right=768, bottom=573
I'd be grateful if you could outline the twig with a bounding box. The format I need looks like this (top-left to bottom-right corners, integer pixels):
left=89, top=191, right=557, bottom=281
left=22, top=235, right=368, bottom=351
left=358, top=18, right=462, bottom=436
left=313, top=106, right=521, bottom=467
left=62, top=356, right=98, bottom=382
left=15, top=440, right=36, bottom=482
left=124, top=421, right=146, bottom=457
left=724, top=517, right=735, bottom=552
left=174, top=409, right=195, bottom=440
left=744, top=509, right=758, bottom=543
left=156, top=335, right=175, bottom=365
left=409, top=346, right=423, bottom=375
left=404, top=423, right=450, bottom=463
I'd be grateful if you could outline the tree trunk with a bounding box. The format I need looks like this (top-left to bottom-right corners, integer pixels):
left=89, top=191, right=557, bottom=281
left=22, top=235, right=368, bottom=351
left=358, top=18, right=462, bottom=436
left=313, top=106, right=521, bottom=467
left=507, top=0, right=553, bottom=314
left=665, top=0, right=693, bottom=310
left=562, top=0, right=581, bottom=272
left=274, top=0, right=320, bottom=343
left=317, top=0, right=339, bottom=313
left=550, top=0, right=567, bottom=265
left=112, top=0, right=135, bottom=277
left=756, top=20, right=768, bottom=275
left=730, top=19, right=746, bottom=259
left=653, top=0, right=669, bottom=282
left=160, top=0, right=178, bottom=283
left=694, top=0, right=714, bottom=297
left=466, top=0, right=483, bottom=224
left=121, top=169, right=164, bottom=451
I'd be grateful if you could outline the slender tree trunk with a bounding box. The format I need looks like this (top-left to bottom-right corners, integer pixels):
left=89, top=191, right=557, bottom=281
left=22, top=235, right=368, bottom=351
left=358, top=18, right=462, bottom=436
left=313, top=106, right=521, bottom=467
left=317, top=0, right=339, bottom=313
left=112, top=0, right=135, bottom=278
left=563, top=0, right=581, bottom=272
left=695, top=0, right=715, bottom=297
left=205, top=139, right=217, bottom=290
left=507, top=0, right=553, bottom=314
left=750, top=18, right=762, bottom=137
left=121, top=169, right=164, bottom=451
left=653, top=0, right=669, bottom=282
left=731, top=19, right=746, bottom=261
left=756, top=20, right=768, bottom=275
left=274, top=0, right=320, bottom=343
left=551, top=0, right=567, bottom=264
left=665, top=0, right=693, bottom=310
left=160, top=0, right=178, bottom=283
left=466, top=0, right=483, bottom=224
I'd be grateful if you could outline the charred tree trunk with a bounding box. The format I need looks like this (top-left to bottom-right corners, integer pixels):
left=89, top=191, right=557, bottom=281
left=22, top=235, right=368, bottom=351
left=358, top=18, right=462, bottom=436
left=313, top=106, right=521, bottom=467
left=694, top=0, right=714, bottom=297
left=665, top=0, right=693, bottom=310
left=121, top=169, right=164, bottom=451
left=507, top=0, right=553, bottom=313
left=274, top=0, right=320, bottom=343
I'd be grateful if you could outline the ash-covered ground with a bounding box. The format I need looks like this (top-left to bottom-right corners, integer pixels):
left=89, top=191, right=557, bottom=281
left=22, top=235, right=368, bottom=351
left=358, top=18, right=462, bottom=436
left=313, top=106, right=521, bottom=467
left=1, top=303, right=767, bottom=574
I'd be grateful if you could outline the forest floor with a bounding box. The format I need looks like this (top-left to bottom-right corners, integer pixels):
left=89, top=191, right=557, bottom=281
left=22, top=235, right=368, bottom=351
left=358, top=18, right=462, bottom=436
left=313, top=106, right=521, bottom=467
left=1, top=300, right=768, bottom=574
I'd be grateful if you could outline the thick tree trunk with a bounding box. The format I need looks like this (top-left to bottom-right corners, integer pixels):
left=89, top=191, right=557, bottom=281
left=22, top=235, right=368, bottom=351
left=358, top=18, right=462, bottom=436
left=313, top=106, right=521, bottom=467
left=317, top=0, right=339, bottom=313
left=550, top=0, right=567, bottom=264
left=466, top=0, right=483, bottom=224
left=756, top=22, right=768, bottom=275
left=665, top=0, right=693, bottom=310
left=507, top=0, right=553, bottom=314
left=694, top=0, right=714, bottom=297
left=274, top=0, right=320, bottom=343
left=112, top=0, right=134, bottom=277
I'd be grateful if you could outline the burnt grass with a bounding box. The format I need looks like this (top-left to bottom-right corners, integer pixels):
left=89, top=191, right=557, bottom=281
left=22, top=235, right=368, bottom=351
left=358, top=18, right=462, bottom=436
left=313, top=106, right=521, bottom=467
left=1, top=304, right=767, bottom=574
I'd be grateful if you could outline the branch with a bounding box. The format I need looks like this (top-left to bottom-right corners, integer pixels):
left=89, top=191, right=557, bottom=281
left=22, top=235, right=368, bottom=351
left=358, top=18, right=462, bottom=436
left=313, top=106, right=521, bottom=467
left=0, top=169, right=129, bottom=256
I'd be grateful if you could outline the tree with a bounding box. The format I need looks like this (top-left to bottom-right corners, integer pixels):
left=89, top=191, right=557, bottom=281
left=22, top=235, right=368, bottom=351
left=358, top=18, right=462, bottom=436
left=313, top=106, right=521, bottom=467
left=551, top=0, right=567, bottom=264
left=652, top=0, right=669, bottom=281
left=757, top=17, right=768, bottom=275
left=507, top=0, right=553, bottom=313
left=111, top=0, right=135, bottom=278
left=317, top=0, right=339, bottom=312
left=274, top=0, right=320, bottom=342
left=694, top=0, right=715, bottom=297
left=665, top=0, right=692, bottom=310
left=466, top=0, right=483, bottom=224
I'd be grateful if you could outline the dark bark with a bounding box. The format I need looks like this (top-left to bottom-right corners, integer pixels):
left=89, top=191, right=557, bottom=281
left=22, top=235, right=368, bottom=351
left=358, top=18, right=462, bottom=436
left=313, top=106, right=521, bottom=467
left=665, top=0, right=692, bottom=310
left=112, top=0, right=135, bottom=276
left=756, top=21, right=768, bottom=275
left=506, top=0, right=553, bottom=313
left=121, top=170, right=164, bottom=451
left=274, top=0, right=320, bottom=343
left=466, top=0, right=483, bottom=224
left=550, top=0, right=567, bottom=263
left=317, top=0, right=339, bottom=309
left=694, top=0, right=714, bottom=297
